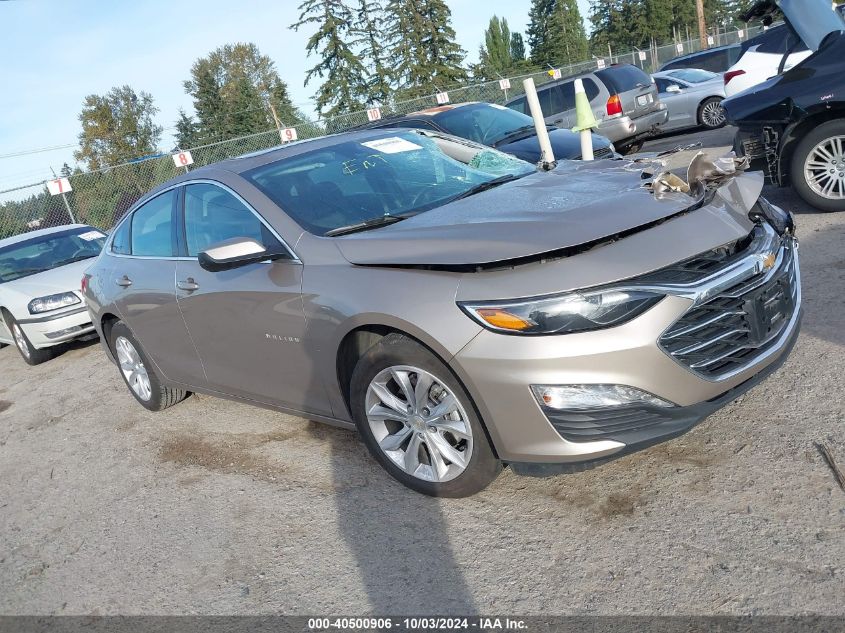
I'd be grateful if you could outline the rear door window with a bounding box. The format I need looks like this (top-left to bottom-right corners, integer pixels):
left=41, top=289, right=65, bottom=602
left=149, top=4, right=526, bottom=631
left=111, top=219, right=131, bottom=255
left=130, top=190, right=177, bottom=257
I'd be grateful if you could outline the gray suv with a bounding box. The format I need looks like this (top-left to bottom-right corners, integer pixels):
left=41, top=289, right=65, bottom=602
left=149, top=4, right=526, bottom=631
left=506, top=64, right=668, bottom=154
left=83, top=129, right=801, bottom=497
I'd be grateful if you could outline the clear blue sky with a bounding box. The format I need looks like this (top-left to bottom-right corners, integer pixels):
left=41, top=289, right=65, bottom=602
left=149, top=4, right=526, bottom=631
left=0, top=0, right=592, bottom=195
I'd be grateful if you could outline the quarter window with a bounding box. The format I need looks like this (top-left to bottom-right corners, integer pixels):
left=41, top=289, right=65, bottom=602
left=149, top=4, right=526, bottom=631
left=130, top=190, right=176, bottom=257
left=111, top=218, right=131, bottom=255
left=183, top=183, right=281, bottom=257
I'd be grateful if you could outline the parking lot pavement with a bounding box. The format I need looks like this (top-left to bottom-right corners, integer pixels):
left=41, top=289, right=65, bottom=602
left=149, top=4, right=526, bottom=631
left=1, top=127, right=844, bottom=616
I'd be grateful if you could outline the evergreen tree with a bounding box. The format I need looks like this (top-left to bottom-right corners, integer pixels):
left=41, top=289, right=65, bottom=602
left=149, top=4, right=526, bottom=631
left=478, top=16, right=513, bottom=78
left=73, top=86, right=162, bottom=171
left=184, top=43, right=299, bottom=142
left=292, top=0, right=366, bottom=117
left=386, top=0, right=467, bottom=97
left=527, top=0, right=556, bottom=66
left=548, top=0, right=589, bottom=63
left=510, top=32, right=527, bottom=61
left=174, top=109, right=200, bottom=149
left=59, top=163, right=73, bottom=178
left=355, top=0, right=393, bottom=105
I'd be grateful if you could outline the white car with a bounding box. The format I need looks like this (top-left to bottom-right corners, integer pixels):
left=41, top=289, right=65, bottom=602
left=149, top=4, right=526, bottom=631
left=724, top=24, right=812, bottom=97
left=0, top=224, right=106, bottom=364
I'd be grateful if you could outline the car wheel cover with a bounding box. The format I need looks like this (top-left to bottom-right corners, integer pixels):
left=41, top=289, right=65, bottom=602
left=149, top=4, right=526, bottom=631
left=365, top=365, right=473, bottom=483
left=804, top=135, right=845, bottom=200
left=701, top=101, right=725, bottom=128
left=115, top=336, right=152, bottom=401
left=12, top=323, right=30, bottom=359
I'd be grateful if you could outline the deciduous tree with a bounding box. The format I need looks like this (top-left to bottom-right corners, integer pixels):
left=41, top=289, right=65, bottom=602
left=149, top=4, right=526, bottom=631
left=74, top=85, right=162, bottom=171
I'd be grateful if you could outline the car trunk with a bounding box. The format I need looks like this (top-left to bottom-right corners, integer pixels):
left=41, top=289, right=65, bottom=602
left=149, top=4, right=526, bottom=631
left=596, top=66, right=661, bottom=120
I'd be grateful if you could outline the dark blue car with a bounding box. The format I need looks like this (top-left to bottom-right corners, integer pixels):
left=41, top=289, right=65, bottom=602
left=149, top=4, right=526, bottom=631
left=356, top=102, right=615, bottom=162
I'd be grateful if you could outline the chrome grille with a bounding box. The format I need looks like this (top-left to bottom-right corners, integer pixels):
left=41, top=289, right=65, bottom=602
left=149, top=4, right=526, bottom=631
left=659, top=238, right=799, bottom=380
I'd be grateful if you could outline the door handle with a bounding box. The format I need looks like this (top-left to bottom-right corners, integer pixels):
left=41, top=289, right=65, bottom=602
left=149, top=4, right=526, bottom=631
left=115, top=275, right=132, bottom=288
left=176, top=278, right=200, bottom=292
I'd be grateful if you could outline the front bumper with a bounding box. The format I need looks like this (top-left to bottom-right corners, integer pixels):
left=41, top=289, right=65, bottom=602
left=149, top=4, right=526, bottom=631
left=598, top=104, right=668, bottom=144
left=451, top=219, right=800, bottom=467
left=17, top=306, right=96, bottom=348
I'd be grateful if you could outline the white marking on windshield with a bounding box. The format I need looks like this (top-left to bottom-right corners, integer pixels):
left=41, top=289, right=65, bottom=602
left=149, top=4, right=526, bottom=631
left=361, top=137, right=423, bottom=154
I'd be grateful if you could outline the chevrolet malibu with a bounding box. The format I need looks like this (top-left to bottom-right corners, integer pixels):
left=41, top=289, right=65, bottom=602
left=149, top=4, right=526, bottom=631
left=0, top=224, right=106, bottom=364
left=82, top=130, right=801, bottom=496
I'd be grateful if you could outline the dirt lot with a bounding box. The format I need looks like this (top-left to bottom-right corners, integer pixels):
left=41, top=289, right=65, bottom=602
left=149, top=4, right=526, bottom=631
left=1, top=128, right=844, bottom=615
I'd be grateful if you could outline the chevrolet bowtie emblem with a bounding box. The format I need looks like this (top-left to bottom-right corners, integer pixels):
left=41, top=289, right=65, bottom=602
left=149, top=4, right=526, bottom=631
left=761, top=252, right=777, bottom=271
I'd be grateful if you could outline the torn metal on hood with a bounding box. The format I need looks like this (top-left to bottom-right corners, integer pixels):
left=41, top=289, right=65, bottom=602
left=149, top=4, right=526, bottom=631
left=646, top=151, right=751, bottom=198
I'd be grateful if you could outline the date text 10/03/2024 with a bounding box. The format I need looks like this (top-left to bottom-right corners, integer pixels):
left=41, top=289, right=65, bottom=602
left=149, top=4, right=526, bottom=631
left=307, top=617, right=528, bottom=630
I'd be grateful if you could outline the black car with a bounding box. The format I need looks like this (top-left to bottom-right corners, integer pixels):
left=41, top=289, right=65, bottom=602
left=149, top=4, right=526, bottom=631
left=660, top=43, right=743, bottom=73
left=724, top=0, right=845, bottom=211
left=356, top=102, right=615, bottom=162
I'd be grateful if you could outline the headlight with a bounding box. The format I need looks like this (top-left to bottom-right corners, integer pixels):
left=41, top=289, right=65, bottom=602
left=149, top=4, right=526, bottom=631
left=28, top=292, right=81, bottom=314
left=531, top=384, right=675, bottom=410
left=458, top=289, right=663, bottom=335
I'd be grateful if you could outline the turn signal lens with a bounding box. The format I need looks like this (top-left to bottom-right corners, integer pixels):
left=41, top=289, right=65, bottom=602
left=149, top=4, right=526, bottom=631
left=606, top=94, right=623, bottom=117
left=475, top=308, right=532, bottom=331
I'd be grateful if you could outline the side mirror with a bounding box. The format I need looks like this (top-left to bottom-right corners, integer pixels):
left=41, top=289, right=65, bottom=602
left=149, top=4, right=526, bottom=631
left=666, top=84, right=682, bottom=94
left=198, top=237, right=287, bottom=272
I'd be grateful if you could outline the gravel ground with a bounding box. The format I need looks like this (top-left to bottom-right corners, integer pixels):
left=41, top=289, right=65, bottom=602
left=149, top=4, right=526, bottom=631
left=1, top=128, right=844, bottom=616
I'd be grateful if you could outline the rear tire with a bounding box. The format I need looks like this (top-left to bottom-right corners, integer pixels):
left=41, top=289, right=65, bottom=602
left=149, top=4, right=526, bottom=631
left=3, top=310, right=54, bottom=366
left=698, top=97, right=726, bottom=129
left=789, top=119, right=845, bottom=212
left=109, top=320, right=189, bottom=411
left=350, top=333, right=501, bottom=497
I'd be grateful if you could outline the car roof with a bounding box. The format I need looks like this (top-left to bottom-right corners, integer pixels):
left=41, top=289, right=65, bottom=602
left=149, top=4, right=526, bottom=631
left=652, top=68, right=716, bottom=79
left=668, top=43, right=741, bottom=62
left=0, top=224, right=91, bottom=249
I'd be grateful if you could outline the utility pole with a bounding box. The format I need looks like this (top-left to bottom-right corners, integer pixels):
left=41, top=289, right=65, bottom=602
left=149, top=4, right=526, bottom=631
left=696, top=0, right=708, bottom=49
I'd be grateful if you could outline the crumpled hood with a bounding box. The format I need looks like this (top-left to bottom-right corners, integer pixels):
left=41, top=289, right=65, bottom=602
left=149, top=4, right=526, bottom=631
left=2, top=258, right=92, bottom=298
left=334, top=160, right=722, bottom=267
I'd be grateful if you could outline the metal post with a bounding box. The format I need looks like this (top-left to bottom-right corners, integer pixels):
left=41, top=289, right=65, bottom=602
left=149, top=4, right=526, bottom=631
left=521, top=78, right=556, bottom=170
left=50, top=167, right=76, bottom=224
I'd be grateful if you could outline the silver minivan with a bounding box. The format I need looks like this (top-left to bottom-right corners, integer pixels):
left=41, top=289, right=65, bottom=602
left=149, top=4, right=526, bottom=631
left=506, top=64, right=668, bottom=154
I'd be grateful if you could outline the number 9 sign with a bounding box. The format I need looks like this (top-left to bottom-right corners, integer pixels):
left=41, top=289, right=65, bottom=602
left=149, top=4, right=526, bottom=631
left=281, top=127, right=298, bottom=142
left=172, top=151, right=194, bottom=168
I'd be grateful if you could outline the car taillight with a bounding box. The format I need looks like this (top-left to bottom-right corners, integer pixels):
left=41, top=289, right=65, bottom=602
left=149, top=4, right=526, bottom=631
left=724, top=69, right=746, bottom=85
left=81, top=275, right=89, bottom=294
left=606, top=94, right=622, bottom=117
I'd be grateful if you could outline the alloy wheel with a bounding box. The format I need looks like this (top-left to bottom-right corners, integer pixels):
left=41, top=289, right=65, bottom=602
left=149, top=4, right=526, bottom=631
left=701, top=101, right=725, bottom=128
left=12, top=323, right=29, bottom=359
left=115, top=336, right=152, bottom=401
left=365, top=365, right=473, bottom=483
left=804, top=135, right=845, bottom=200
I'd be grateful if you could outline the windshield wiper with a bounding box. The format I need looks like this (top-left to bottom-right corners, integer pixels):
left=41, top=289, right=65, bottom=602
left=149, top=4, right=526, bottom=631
left=449, top=174, right=522, bottom=202
left=494, top=125, right=542, bottom=145
left=325, top=215, right=406, bottom=237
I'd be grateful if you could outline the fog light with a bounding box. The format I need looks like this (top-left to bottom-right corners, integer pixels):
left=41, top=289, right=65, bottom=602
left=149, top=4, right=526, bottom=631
left=44, top=325, right=82, bottom=340
left=531, top=384, right=675, bottom=410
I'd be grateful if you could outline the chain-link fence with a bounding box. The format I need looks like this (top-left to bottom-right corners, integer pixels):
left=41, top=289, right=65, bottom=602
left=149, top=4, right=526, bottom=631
left=0, top=24, right=765, bottom=240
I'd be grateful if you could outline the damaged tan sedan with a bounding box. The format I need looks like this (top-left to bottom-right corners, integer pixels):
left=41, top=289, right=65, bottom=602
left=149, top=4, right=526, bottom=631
left=82, top=130, right=801, bottom=496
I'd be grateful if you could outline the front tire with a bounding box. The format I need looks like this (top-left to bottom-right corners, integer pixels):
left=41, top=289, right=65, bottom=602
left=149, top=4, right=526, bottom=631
left=349, top=334, right=501, bottom=497
left=790, top=119, right=845, bottom=212
left=109, top=320, right=189, bottom=411
left=698, top=97, right=726, bottom=129
left=3, top=310, right=54, bottom=366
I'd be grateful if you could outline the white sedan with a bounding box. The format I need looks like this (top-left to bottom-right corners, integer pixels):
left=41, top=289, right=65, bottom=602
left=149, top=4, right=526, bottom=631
left=0, top=224, right=106, bottom=365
